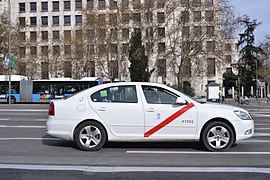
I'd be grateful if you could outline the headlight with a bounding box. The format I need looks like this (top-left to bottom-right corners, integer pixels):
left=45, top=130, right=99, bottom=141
left=234, top=110, right=252, bottom=120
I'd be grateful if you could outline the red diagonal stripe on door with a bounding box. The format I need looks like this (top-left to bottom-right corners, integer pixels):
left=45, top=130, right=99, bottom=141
left=144, top=103, right=195, bottom=137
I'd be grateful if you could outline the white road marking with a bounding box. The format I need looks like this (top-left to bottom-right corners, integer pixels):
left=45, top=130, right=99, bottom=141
left=0, top=138, right=60, bottom=141
left=256, top=128, right=270, bottom=130
left=254, top=133, right=270, bottom=136
left=0, top=125, right=45, bottom=128
left=0, top=109, right=48, bottom=112
left=36, top=119, right=47, bottom=122
left=0, top=164, right=270, bottom=174
left=0, top=118, right=9, bottom=121
left=252, top=114, right=270, bottom=117
left=126, top=151, right=270, bottom=155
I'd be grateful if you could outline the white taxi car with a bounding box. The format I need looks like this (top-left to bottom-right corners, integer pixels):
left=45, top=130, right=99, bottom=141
left=46, top=82, right=254, bottom=152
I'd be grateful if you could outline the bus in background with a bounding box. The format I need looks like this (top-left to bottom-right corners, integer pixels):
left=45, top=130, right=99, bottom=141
left=0, top=75, right=101, bottom=103
left=0, top=75, right=28, bottom=104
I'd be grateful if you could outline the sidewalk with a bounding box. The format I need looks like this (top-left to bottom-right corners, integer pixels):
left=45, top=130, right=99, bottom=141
left=224, top=98, right=270, bottom=112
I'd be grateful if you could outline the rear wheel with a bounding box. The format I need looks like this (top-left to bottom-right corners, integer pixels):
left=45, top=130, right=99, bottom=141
left=7, top=96, right=16, bottom=104
left=74, top=121, right=107, bottom=151
left=201, top=121, right=234, bottom=152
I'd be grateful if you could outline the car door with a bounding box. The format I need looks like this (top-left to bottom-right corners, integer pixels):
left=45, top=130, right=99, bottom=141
left=141, top=85, right=197, bottom=139
left=89, top=85, right=144, bottom=138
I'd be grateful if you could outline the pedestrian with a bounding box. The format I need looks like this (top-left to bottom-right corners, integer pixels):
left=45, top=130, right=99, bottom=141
left=267, top=94, right=270, bottom=104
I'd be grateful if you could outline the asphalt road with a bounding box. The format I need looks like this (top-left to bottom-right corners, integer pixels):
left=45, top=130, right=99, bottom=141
left=0, top=104, right=270, bottom=179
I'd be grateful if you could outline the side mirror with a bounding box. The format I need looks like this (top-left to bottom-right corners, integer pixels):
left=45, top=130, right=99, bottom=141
left=176, top=97, right=187, bottom=105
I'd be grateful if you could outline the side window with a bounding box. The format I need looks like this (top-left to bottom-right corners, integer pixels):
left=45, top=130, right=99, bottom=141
left=91, top=85, right=138, bottom=103
left=142, top=86, right=178, bottom=104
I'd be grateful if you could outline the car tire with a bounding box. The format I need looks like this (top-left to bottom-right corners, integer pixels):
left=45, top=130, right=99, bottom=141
left=7, top=96, right=16, bottom=104
left=74, top=121, right=107, bottom=151
left=201, top=121, right=234, bottom=152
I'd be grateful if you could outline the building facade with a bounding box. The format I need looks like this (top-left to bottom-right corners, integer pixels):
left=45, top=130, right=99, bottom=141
left=6, top=0, right=237, bottom=96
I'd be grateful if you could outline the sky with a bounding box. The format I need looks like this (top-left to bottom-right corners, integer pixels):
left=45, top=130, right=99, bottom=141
left=229, top=0, right=270, bottom=44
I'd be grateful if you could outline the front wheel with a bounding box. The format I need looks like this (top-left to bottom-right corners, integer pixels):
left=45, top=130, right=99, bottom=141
left=201, top=121, right=234, bottom=152
left=74, top=121, right=107, bottom=151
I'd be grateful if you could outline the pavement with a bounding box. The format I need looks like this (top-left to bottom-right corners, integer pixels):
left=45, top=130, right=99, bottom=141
left=224, top=98, right=270, bottom=112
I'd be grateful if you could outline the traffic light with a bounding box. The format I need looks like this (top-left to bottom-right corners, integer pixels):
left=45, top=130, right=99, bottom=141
left=10, top=57, right=15, bottom=69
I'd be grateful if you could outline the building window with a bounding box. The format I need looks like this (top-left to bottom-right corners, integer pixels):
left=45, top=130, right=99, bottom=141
left=41, top=16, right=48, bottom=26
left=157, top=0, right=165, bottom=8
left=226, top=55, right=232, bottom=63
left=122, top=0, right=129, bottom=9
left=87, top=61, right=95, bottom=77
left=30, top=46, right=37, bottom=56
left=18, top=62, right=26, bottom=76
left=53, top=1, right=59, bottom=12
left=64, top=45, right=71, bottom=56
left=182, top=26, right=190, bottom=38
left=109, top=60, right=118, bottom=78
left=193, top=11, right=201, bottom=22
left=157, top=59, right=166, bottom=78
left=192, top=0, right=201, bottom=7
left=207, top=58, right=216, bottom=75
left=158, top=43, right=166, bottom=55
left=87, top=0, right=94, bottom=10
left=122, top=28, right=129, bottom=39
left=157, top=12, right=165, bottom=23
left=98, top=14, right=106, bottom=26
left=158, top=27, right=165, bottom=38
left=146, top=27, right=153, bottom=38
left=206, top=41, right=215, bottom=52
left=193, top=41, right=202, bottom=52
left=64, top=61, right=72, bottom=77
left=122, top=13, right=129, bottom=24
left=64, top=15, right=71, bottom=26
left=53, top=46, right=60, bottom=57
left=98, top=0, right=106, bottom=10
left=181, top=11, right=189, bottom=23
left=64, top=1, right=71, bottom=10
left=76, top=45, right=84, bottom=58
left=41, top=46, right=48, bottom=56
left=225, top=43, right=232, bottom=52
left=64, top=30, right=71, bottom=41
left=110, top=29, right=117, bottom=41
left=205, top=11, right=214, bottom=21
left=111, top=44, right=118, bottom=55
left=205, top=0, right=213, bottom=6
left=122, top=43, right=129, bottom=54
left=19, top=17, right=26, bottom=27
left=41, top=2, right=48, bottom=11
left=98, top=29, right=106, bottom=41
left=30, top=31, right=37, bottom=42
left=30, top=17, right=36, bottom=26
left=75, top=0, right=82, bottom=10
left=110, top=14, right=117, bottom=26
left=19, top=47, right=26, bottom=57
left=193, top=26, right=202, bottom=37
left=181, top=0, right=189, bottom=7
left=19, top=3, right=25, bottom=12
left=133, top=13, right=141, bottom=24
left=110, top=0, right=117, bottom=10
left=19, top=32, right=26, bottom=42
left=53, top=16, right=59, bottom=26
left=76, top=30, right=83, bottom=40
left=53, top=31, right=60, bottom=40
left=30, top=2, right=37, bottom=12
left=206, top=26, right=214, bottom=37
left=41, top=62, right=49, bottom=79
left=42, top=31, right=48, bottom=41
left=133, top=0, right=141, bottom=9
left=182, top=60, right=191, bottom=77
left=75, top=15, right=82, bottom=25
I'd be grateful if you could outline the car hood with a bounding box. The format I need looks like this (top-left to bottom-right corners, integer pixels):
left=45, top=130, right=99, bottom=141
left=200, top=102, right=248, bottom=112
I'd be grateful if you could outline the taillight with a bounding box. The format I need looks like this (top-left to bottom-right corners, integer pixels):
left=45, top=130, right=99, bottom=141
left=49, top=102, right=55, bottom=116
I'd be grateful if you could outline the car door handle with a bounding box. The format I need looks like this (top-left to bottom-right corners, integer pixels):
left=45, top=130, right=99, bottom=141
left=97, top=107, right=106, bottom=111
left=146, top=108, right=155, bottom=112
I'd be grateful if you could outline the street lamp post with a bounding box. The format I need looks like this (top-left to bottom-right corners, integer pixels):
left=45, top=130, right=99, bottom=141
left=8, top=0, right=11, bottom=105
